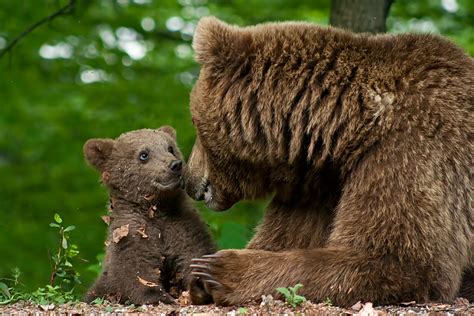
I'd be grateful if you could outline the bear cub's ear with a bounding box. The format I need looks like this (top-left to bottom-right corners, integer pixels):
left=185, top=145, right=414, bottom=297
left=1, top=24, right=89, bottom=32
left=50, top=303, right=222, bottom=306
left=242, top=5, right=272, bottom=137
left=83, top=138, right=115, bottom=171
left=158, top=125, right=176, bottom=140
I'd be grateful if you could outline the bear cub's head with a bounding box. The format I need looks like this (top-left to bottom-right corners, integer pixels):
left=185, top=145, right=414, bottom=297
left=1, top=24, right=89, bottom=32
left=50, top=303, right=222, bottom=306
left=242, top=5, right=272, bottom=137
left=84, top=127, right=184, bottom=205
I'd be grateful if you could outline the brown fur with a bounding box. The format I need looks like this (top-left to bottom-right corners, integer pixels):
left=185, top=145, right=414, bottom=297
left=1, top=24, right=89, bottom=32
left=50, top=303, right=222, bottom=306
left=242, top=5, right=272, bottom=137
left=83, top=127, right=215, bottom=305
left=185, top=17, right=473, bottom=307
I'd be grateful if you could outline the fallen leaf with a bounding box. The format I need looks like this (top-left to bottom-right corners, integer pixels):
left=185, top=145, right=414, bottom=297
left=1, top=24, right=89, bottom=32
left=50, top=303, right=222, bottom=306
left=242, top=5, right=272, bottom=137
left=137, top=276, right=158, bottom=287
left=112, top=224, right=129, bottom=243
left=356, top=302, right=375, bottom=316
left=137, top=225, right=149, bottom=238
left=101, top=215, right=111, bottom=225
left=178, top=291, right=191, bottom=306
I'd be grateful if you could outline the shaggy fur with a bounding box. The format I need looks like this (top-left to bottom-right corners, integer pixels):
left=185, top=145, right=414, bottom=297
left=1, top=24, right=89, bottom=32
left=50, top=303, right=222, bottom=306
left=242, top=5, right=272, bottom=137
left=185, top=17, right=473, bottom=307
left=83, top=127, right=215, bottom=305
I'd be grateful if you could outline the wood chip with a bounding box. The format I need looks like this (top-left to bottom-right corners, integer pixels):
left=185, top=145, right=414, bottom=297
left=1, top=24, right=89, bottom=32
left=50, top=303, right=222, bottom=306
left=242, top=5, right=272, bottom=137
left=40, top=304, right=55, bottom=311
left=143, top=193, right=156, bottom=201
left=356, top=302, right=374, bottom=316
left=351, top=301, right=363, bottom=311
left=137, top=276, right=158, bottom=287
left=112, top=224, right=129, bottom=243
left=108, top=198, right=115, bottom=212
left=178, top=291, right=191, bottom=306
left=101, top=215, right=111, bottom=225
left=148, top=207, right=155, bottom=218
left=101, top=171, right=110, bottom=182
left=454, top=297, right=470, bottom=307
left=137, top=225, right=148, bottom=238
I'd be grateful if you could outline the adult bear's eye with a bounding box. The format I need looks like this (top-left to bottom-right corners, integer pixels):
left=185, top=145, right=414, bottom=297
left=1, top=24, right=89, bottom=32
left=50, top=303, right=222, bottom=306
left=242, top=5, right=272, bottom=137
left=168, top=146, right=175, bottom=155
left=139, top=151, right=149, bottom=162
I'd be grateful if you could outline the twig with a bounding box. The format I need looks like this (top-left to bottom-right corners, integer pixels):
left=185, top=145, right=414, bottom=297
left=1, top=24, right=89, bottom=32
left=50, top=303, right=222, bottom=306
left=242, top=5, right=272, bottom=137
left=0, top=0, right=77, bottom=59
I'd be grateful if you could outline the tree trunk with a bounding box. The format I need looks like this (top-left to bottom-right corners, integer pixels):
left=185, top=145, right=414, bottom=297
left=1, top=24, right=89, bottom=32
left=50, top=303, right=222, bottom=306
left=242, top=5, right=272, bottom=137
left=330, top=0, right=394, bottom=33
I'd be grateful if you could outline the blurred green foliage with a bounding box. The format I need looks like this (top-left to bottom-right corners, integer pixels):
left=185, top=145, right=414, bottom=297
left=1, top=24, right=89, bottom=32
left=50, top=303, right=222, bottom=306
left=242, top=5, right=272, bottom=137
left=0, top=0, right=472, bottom=295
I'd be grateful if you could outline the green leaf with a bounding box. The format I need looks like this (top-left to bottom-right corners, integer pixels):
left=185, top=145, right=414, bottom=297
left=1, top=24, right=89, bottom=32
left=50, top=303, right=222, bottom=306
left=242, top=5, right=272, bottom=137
left=276, top=287, right=291, bottom=298
left=91, top=297, right=104, bottom=305
left=291, top=283, right=303, bottom=293
left=238, top=307, right=248, bottom=314
left=63, top=225, right=75, bottom=232
left=54, top=213, right=62, bottom=224
left=0, top=282, right=10, bottom=299
left=62, top=237, right=68, bottom=249
left=49, top=223, right=60, bottom=228
left=105, top=306, right=114, bottom=313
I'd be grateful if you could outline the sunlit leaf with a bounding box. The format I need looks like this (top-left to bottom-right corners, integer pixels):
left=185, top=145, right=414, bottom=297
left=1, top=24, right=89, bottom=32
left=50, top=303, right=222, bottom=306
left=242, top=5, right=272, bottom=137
left=54, top=214, right=62, bottom=224
left=61, top=237, right=68, bottom=249
left=63, top=225, right=75, bottom=232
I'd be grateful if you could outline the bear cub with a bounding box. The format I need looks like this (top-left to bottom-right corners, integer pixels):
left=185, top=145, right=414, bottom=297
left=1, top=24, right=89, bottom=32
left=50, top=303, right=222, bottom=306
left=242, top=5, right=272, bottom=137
left=83, top=127, right=215, bottom=305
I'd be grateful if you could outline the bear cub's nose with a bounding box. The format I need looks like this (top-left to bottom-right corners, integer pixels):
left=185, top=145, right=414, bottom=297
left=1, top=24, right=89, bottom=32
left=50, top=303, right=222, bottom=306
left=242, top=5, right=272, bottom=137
left=169, top=160, right=183, bottom=174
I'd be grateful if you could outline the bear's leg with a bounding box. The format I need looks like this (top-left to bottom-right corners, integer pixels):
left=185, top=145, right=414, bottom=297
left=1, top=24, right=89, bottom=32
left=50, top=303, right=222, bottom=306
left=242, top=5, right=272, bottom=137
left=192, top=142, right=469, bottom=306
left=246, top=199, right=334, bottom=251
left=83, top=273, right=112, bottom=303
left=458, top=268, right=474, bottom=301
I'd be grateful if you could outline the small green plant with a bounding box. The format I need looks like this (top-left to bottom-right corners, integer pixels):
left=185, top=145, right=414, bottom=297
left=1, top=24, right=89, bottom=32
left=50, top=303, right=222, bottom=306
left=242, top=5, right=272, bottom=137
left=30, top=285, right=76, bottom=305
left=0, top=268, right=27, bottom=305
left=0, top=214, right=81, bottom=305
left=48, top=213, right=81, bottom=290
left=276, top=283, right=307, bottom=308
left=324, top=297, right=333, bottom=306
left=90, top=297, right=107, bottom=305
left=238, top=307, right=248, bottom=314
left=105, top=305, right=115, bottom=313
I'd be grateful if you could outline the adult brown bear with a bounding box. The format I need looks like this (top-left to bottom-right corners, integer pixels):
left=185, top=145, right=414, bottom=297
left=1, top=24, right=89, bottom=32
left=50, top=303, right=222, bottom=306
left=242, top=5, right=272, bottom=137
left=185, top=17, right=473, bottom=307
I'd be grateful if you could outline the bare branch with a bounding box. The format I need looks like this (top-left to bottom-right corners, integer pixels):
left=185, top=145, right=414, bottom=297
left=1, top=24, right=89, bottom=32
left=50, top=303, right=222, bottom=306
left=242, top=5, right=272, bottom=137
left=0, top=0, right=77, bottom=59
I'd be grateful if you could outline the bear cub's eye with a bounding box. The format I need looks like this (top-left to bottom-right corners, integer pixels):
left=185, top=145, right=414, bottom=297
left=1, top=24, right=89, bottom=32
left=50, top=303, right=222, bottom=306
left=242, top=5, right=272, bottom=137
left=139, top=151, right=149, bottom=162
left=168, top=146, right=175, bottom=155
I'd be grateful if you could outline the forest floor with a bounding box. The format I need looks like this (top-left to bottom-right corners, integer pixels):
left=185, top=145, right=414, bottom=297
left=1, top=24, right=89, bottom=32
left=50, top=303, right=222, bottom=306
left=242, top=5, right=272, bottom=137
left=0, top=295, right=473, bottom=315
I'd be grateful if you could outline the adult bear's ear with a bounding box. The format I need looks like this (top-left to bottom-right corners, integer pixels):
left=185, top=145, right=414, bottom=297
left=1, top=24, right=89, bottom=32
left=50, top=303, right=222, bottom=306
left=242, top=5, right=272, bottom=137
left=158, top=125, right=176, bottom=140
left=83, top=139, right=114, bottom=171
left=193, top=16, right=252, bottom=67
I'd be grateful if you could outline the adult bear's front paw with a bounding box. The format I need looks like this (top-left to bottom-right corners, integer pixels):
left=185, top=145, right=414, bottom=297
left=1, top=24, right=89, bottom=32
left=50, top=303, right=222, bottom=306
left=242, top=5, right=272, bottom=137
left=190, top=249, right=253, bottom=305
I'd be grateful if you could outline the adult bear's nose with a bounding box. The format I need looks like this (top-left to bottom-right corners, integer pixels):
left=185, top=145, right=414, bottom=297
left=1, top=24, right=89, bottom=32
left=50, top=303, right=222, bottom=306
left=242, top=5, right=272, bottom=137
left=169, top=160, right=183, bottom=174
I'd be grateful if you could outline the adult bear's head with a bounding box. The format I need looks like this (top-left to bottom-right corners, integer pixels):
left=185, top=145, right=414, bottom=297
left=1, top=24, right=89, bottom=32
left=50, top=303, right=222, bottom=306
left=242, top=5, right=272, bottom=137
left=185, top=17, right=278, bottom=211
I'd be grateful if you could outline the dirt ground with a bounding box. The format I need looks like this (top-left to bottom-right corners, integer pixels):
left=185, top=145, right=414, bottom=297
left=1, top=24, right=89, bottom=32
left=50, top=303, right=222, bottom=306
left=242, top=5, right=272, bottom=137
left=0, top=295, right=473, bottom=315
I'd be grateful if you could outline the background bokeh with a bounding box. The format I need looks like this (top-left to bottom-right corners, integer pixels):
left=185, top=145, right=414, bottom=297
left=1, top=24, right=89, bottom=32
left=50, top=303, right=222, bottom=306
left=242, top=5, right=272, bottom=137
left=0, top=0, right=472, bottom=295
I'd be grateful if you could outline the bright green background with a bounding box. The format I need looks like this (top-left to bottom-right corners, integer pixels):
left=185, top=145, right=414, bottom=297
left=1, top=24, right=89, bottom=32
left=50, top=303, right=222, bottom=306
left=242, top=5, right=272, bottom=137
left=0, top=0, right=472, bottom=295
